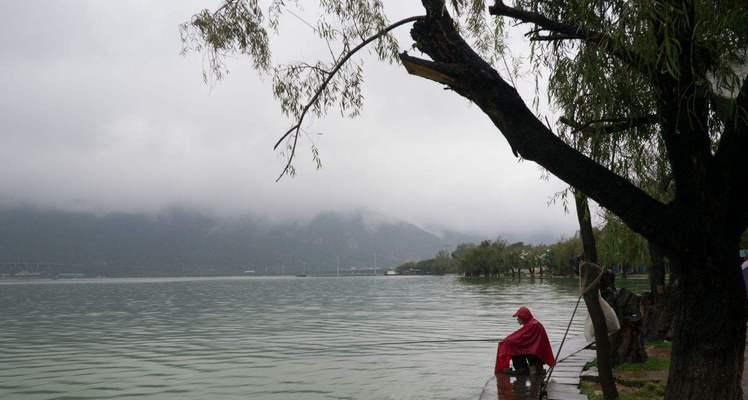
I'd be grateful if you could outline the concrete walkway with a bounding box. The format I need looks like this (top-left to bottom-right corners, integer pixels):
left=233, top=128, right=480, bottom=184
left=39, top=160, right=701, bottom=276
left=479, top=335, right=593, bottom=400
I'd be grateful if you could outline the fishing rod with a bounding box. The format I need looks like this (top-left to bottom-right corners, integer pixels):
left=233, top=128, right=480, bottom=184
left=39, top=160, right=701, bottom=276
left=276, top=338, right=501, bottom=356
left=345, top=338, right=499, bottom=347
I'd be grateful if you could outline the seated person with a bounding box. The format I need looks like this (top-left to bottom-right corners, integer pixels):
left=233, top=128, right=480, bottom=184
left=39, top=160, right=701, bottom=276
left=494, top=306, right=555, bottom=375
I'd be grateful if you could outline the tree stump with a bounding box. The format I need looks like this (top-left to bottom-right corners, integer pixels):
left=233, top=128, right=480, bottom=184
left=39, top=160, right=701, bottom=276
left=640, top=290, right=674, bottom=341
left=600, top=272, right=648, bottom=365
left=611, top=288, right=648, bottom=364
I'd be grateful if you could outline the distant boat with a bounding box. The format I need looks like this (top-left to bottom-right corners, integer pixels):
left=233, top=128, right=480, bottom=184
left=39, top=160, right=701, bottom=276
left=297, top=263, right=308, bottom=277
left=244, top=270, right=256, bottom=274
left=384, top=270, right=399, bottom=276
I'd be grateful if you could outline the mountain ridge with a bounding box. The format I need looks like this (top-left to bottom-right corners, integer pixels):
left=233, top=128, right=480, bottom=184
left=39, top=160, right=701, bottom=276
left=0, top=207, right=482, bottom=277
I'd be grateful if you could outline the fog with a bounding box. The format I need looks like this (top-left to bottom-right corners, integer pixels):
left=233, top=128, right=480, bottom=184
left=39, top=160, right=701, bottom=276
left=0, top=1, right=581, bottom=240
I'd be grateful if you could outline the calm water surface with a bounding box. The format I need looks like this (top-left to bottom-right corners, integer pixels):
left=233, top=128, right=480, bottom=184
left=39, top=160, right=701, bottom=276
left=0, top=276, right=591, bottom=400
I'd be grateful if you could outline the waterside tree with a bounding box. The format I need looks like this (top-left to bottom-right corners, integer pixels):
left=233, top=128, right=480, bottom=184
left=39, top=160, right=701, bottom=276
left=182, top=1, right=748, bottom=398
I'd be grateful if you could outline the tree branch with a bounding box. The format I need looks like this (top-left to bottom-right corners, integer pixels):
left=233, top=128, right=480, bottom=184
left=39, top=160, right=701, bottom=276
left=530, top=33, right=579, bottom=42
left=273, top=15, right=426, bottom=181
left=400, top=54, right=464, bottom=85
left=488, top=1, right=650, bottom=77
left=559, top=115, right=658, bottom=135
left=406, top=0, right=683, bottom=252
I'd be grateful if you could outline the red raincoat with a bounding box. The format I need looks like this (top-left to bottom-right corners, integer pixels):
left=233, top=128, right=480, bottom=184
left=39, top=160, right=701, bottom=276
left=494, top=306, right=555, bottom=373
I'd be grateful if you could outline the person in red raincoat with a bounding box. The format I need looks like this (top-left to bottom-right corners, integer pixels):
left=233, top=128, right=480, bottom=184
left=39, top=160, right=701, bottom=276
left=494, top=306, right=555, bottom=375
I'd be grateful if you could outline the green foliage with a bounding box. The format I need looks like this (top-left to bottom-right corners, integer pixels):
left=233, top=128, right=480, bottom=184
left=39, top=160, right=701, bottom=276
left=449, top=238, right=571, bottom=277
left=394, top=249, right=458, bottom=275
left=180, top=1, right=272, bottom=81
left=536, top=1, right=744, bottom=250
left=581, top=339, right=671, bottom=399
left=616, top=356, right=670, bottom=372
left=581, top=381, right=666, bottom=400
left=596, top=211, right=649, bottom=269
left=547, top=234, right=582, bottom=275
left=395, top=210, right=659, bottom=279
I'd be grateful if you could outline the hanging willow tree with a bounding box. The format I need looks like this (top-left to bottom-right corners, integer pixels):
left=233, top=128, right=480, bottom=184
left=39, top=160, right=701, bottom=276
left=181, top=1, right=748, bottom=399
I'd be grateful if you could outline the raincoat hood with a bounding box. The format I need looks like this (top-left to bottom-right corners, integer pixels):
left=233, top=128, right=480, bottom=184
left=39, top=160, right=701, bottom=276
left=512, top=306, right=533, bottom=323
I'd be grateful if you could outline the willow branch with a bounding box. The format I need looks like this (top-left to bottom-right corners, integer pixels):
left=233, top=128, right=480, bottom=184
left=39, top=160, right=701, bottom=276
left=273, top=15, right=426, bottom=182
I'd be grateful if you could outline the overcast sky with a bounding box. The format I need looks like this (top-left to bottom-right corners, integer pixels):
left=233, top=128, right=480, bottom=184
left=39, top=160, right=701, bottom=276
left=0, top=1, right=581, bottom=241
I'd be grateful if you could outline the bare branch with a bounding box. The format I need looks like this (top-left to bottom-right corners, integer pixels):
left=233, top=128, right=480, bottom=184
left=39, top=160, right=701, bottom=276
left=559, top=115, right=658, bottom=135
left=530, top=34, right=579, bottom=42
left=400, top=53, right=466, bottom=85
left=273, top=15, right=426, bottom=181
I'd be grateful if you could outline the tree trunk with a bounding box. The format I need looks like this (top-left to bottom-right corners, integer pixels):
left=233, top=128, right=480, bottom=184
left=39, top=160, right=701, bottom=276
left=665, top=241, right=746, bottom=400
left=648, top=240, right=667, bottom=300
left=575, top=190, right=618, bottom=399
left=581, top=265, right=619, bottom=400
left=574, top=191, right=598, bottom=263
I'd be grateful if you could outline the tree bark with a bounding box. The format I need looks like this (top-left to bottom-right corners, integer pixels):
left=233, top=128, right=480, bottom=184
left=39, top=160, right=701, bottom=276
left=665, top=240, right=746, bottom=400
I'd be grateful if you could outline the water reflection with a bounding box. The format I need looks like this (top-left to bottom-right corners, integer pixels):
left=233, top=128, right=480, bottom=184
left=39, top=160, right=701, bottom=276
left=494, top=374, right=544, bottom=400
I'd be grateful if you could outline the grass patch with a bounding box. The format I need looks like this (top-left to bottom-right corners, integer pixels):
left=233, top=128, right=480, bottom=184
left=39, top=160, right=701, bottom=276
left=580, top=380, right=666, bottom=400
left=579, top=340, right=671, bottom=399
left=647, top=340, right=672, bottom=349
left=615, top=355, right=670, bottom=372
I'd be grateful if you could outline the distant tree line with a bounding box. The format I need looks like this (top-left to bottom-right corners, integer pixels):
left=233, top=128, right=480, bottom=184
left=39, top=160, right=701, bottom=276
left=393, top=216, right=743, bottom=278
left=395, top=250, right=455, bottom=275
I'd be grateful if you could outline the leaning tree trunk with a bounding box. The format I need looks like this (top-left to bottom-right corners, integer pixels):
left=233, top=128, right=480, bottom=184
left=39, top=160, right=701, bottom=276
left=575, top=190, right=619, bottom=400
left=665, top=239, right=746, bottom=400
left=574, top=191, right=598, bottom=263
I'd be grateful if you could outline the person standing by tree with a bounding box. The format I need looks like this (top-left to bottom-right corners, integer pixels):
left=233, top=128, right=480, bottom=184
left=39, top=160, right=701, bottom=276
left=494, top=306, right=555, bottom=375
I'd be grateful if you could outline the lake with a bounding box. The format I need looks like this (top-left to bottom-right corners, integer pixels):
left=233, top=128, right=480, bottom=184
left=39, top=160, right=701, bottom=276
left=0, top=276, right=598, bottom=400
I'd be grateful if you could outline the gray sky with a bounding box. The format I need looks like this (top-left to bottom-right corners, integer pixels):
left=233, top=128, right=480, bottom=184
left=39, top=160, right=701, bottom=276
left=0, top=1, right=580, bottom=240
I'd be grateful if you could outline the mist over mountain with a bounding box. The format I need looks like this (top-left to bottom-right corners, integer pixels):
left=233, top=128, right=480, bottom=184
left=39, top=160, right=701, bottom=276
left=0, top=207, right=487, bottom=277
